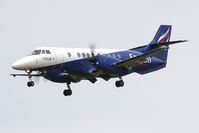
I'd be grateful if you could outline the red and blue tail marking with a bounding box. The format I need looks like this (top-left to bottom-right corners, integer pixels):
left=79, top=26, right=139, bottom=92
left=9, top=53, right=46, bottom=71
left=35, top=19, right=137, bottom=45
left=145, top=25, right=172, bottom=61
left=151, top=25, right=171, bottom=44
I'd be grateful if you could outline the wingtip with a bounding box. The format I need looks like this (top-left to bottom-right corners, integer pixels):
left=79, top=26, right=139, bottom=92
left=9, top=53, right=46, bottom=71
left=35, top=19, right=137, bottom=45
left=181, top=40, right=189, bottom=42
left=10, top=74, right=16, bottom=77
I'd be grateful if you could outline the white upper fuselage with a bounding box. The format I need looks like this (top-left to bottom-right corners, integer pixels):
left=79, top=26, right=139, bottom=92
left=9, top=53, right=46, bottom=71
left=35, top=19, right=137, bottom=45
left=12, top=47, right=124, bottom=71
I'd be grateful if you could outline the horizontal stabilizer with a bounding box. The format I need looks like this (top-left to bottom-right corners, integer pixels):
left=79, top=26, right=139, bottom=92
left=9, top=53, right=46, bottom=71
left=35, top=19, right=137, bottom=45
left=150, top=40, right=188, bottom=48
left=130, top=40, right=188, bottom=51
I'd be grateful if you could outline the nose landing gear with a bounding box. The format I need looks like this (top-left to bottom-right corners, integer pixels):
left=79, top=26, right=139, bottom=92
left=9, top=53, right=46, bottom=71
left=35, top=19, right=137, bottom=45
left=26, top=70, right=34, bottom=87
left=27, top=81, right=34, bottom=87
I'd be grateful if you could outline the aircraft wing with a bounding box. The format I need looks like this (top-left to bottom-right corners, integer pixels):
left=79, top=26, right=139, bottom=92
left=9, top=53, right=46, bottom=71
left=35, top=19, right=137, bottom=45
left=113, top=46, right=168, bottom=69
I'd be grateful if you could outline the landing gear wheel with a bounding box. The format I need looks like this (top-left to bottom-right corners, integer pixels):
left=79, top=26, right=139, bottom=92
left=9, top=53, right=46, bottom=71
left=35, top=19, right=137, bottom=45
left=115, top=80, right=124, bottom=87
left=27, top=81, right=34, bottom=87
left=63, top=89, right=72, bottom=96
left=119, top=80, right=124, bottom=87
left=115, top=81, right=120, bottom=87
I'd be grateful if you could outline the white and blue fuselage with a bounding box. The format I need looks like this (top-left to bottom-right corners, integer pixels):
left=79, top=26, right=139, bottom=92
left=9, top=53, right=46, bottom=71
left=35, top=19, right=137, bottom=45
left=12, top=47, right=165, bottom=83
left=11, top=25, right=187, bottom=96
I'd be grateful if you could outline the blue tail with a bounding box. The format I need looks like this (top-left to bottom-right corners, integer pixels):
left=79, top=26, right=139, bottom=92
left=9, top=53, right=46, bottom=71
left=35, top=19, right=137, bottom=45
left=145, top=25, right=172, bottom=61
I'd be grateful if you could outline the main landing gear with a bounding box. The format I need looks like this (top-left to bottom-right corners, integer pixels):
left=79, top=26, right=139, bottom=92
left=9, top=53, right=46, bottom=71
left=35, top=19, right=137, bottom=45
left=63, top=82, right=72, bottom=96
left=115, top=77, right=124, bottom=88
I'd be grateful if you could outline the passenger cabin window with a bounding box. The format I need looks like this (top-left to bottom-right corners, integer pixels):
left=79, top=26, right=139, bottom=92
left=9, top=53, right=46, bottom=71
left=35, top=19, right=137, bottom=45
left=87, top=53, right=90, bottom=57
left=68, top=52, right=71, bottom=57
left=77, top=52, right=81, bottom=57
left=82, top=53, right=86, bottom=57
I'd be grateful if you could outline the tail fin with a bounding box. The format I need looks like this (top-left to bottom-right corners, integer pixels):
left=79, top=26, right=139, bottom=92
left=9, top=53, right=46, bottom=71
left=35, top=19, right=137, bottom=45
left=145, top=25, right=172, bottom=61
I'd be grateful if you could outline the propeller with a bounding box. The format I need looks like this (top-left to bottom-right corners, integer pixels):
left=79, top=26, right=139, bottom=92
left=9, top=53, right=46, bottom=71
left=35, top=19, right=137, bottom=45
left=89, top=43, right=98, bottom=65
left=89, top=43, right=96, bottom=57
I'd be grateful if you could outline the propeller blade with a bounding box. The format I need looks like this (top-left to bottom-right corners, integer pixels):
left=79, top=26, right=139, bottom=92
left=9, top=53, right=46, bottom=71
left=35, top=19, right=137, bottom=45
left=89, top=43, right=96, bottom=57
left=89, top=43, right=99, bottom=66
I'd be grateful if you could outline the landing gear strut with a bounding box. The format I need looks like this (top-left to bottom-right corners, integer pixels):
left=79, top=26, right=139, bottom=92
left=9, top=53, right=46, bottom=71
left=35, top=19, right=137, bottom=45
left=27, top=71, right=34, bottom=87
left=115, top=77, right=124, bottom=88
left=63, top=82, right=72, bottom=96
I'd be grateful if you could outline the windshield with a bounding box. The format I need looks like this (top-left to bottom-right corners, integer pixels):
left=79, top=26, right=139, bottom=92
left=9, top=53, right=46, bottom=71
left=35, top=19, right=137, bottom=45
left=32, top=50, right=41, bottom=55
left=31, top=49, right=51, bottom=55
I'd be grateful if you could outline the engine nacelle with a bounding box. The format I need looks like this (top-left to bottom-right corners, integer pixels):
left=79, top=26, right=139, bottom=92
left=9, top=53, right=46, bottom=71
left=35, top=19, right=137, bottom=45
left=43, top=71, right=77, bottom=83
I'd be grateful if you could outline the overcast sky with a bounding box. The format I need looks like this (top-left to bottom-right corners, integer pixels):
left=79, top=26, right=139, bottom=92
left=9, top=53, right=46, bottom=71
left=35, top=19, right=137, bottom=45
left=0, top=0, right=199, bottom=133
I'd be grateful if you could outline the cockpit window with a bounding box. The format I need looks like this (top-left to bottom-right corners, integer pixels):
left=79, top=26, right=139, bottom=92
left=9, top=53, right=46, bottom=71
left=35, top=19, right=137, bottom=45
left=46, top=50, right=51, bottom=54
left=31, top=49, right=51, bottom=55
left=32, top=50, right=41, bottom=55
left=41, top=50, right=45, bottom=54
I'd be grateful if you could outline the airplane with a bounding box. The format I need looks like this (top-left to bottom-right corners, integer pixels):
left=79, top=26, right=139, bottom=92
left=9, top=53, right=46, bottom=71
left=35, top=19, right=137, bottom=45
left=11, top=25, right=187, bottom=96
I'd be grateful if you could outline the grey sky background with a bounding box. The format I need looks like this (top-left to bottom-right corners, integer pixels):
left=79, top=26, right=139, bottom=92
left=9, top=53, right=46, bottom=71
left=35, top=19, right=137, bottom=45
left=0, top=0, right=199, bottom=133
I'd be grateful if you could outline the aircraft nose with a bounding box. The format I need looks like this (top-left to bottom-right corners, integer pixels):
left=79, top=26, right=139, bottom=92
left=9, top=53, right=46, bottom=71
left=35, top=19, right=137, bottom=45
left=12, top=60, right=25, bottom=70
left=12, top=57, right=35, bottom=70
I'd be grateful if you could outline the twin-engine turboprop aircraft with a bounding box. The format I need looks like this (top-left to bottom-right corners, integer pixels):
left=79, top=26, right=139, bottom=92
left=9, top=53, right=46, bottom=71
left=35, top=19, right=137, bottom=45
left=11, top=25, right=187, bottom=96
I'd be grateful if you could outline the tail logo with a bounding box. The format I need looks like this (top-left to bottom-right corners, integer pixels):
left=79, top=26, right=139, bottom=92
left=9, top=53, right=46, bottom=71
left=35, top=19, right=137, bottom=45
left=158, top=28, right=170, bottom=43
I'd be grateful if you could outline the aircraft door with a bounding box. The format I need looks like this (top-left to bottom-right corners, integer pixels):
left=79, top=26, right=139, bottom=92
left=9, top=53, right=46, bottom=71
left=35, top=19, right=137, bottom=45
left=54, top=49, right=64, bottom=69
